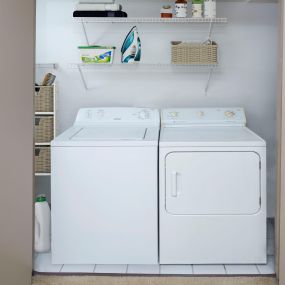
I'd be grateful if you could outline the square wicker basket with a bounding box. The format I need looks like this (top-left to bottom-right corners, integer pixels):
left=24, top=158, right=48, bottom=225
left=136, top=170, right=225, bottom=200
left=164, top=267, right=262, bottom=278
left=35, top=147, right=51, bottom=173
left=171, top=41, right=218, bottom=65
left=35, top=86, right=54, bottom=112
left=35, top=116, right=54, bottom=143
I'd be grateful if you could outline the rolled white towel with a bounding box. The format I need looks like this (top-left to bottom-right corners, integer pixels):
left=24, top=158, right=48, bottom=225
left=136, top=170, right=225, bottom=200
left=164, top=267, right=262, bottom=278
left=76, top=3, right=122, bottom=11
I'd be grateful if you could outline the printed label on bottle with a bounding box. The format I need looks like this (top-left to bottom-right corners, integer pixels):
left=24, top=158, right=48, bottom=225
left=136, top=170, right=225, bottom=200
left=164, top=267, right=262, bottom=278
left=192, top=3, right=202, bottom=18
left=175, top=3, right=187, bottom=18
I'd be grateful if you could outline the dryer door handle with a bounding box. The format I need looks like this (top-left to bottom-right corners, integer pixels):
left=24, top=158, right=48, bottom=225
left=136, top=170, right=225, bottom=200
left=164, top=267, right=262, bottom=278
left=171, top=171, right=178, bottom=197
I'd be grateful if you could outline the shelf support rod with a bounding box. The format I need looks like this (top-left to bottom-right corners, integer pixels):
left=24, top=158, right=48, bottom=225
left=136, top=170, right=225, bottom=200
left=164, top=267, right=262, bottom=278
left=205, top=67, right=213, bottom=95
left=78, top=65, right=89, bottom=90
left=207, top=21, right=213, bottom=41
left=81, top=21, right=90, bottom=46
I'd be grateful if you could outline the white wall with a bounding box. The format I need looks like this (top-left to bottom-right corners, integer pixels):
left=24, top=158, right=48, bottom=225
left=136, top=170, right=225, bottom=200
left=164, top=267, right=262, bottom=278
left=36, top=0, right=278, bottom=217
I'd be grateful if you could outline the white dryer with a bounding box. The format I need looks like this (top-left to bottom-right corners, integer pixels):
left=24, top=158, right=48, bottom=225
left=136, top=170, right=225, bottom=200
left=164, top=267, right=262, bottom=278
left=159, top=108, right=266, bottom=264
left=51, top=108, right=159, bottom=265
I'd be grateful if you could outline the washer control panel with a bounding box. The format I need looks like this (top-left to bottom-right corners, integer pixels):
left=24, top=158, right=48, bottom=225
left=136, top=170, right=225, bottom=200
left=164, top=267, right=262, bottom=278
left=75, top=108, right=160, bottom=126
left=162, top=108, right=246, bottom=126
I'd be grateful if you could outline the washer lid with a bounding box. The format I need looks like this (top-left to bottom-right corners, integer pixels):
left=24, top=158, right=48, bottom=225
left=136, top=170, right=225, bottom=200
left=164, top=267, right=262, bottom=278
left=160, top=126, right=266, bottom=147
left=70, top=126, right=147, bottom=141
left=52, top=125, right=159, bottom=147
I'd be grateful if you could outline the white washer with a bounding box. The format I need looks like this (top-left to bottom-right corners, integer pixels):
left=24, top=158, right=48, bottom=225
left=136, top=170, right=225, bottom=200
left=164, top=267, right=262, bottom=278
left=159, top=108, right=267, bottom=264
left=51, top=108, right=159, bottom=265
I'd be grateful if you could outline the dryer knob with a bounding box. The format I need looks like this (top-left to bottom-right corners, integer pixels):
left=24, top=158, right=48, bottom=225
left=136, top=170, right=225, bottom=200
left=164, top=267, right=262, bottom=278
left=170, top=112, right=178, bottom=118
left=225, top=111, right=235, bottom=118
left=198, top=111, right=205, bottom=117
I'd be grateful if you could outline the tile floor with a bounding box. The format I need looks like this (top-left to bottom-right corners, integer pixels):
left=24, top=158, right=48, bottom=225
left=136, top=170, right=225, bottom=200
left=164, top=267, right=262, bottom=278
left=33, top=220, right=276, bottom=276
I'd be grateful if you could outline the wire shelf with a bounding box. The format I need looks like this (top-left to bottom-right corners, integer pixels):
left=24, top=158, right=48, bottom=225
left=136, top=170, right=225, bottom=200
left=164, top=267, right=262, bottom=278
left=71, top=63, right=217, bottom=92
left=71, top=63, right=218, bottom=72
left=35, top=143, right=51, bottom=146
left=77, top=17, right=227, bottom=24
left=35, top=112, right=55, bottom=115
left=36, top=63, right=58, bottom=69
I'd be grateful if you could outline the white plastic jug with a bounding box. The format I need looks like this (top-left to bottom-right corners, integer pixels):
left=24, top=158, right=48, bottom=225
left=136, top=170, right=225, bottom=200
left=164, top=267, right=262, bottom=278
left=34, top=195, right=51, bottom=253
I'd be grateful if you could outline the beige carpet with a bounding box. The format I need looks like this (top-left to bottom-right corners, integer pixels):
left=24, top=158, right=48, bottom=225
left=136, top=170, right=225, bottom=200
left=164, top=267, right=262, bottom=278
left=32, top=275, right=277, bottom=285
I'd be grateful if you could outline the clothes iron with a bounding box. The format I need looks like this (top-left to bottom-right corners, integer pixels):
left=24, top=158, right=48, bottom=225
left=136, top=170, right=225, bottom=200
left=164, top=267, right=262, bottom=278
left=121, top=26, right=141, bottom=63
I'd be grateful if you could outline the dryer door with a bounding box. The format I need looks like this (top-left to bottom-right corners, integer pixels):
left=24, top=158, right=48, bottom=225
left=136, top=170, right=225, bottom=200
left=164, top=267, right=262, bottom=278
left=165, top=151, right=261, bottom=215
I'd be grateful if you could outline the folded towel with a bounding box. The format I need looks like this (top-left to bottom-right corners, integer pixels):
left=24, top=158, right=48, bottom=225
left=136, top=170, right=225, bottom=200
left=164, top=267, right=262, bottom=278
left=76, top=3, right=122, bottom=11
left=73, top=10, right=127, bottom=17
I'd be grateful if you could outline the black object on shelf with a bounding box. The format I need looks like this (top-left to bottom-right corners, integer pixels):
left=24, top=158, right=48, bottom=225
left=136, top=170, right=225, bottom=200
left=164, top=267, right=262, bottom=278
left=35, top=84, right=40, bottom=92
left=73, top=10, right=128, bottom=17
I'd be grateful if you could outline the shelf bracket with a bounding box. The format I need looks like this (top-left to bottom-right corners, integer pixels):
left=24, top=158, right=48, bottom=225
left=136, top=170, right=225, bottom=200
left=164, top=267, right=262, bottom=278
left=81, top=21, right=90, bottom=46
left=78, top=65, right=89, bottom=90
left=205, top=67, right=214, bottom=95
left=207, top=21, right=214, bottom=41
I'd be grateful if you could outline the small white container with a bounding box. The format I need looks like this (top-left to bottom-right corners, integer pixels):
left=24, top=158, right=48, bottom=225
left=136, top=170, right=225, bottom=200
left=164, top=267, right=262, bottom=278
left=34, top=195, right=51, bottom=253
left=175, top=3, right=188, bottom=18
left=204, top=0, right=216, bottom=18
left=78, top=46, right=116, bottom=64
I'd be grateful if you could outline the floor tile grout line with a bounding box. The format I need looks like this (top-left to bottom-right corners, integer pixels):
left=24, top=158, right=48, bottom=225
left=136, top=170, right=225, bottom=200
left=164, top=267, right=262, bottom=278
left=59, top=264, right=64, bottom=273
left=159, top=264, right=194, bottom=275
left=220, top=264, right=226, bottom=275
left=223, top=264, right=228, bottom=275
left=255, top=264, right=261, bottom=275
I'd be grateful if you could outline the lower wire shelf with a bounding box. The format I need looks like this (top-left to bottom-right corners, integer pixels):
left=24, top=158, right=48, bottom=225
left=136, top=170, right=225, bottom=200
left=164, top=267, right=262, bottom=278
left=69, top=63, right=218, bottom=93
left=70, top=62, right=218, bottom=71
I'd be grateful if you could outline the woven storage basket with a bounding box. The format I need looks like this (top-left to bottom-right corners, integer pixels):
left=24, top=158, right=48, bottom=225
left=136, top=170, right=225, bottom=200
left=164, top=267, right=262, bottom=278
left=35, top=147, right=51, bottom=173
left=171, top=41, right=218, bottom=65
left=35, top=86, right=54, bottom=112
left=35, top=116, right=54, bottom=143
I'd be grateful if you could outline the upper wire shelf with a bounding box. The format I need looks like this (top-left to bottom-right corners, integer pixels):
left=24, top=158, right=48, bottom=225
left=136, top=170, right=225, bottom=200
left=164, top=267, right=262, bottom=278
left=77, top=17, right=228, bottom=24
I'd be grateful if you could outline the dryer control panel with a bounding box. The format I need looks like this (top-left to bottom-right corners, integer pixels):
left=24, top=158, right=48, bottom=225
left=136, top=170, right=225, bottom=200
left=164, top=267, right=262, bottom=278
left=74, top=108, right=160, bottom=126
left=162, top=108, right=246, bottom=126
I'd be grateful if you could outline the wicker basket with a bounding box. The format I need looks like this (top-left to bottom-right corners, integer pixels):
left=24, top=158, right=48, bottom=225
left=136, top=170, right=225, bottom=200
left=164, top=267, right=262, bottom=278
left=171, top=41, right=218, bottom=65
left=35, top=116, right=54, bottom=143
left=35, top=86, right=54, bottom=112
left=35, top=147, right=51, bottom=173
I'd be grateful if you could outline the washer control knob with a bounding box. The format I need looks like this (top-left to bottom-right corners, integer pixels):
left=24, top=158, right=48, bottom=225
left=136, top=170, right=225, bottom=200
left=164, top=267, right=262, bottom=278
left=86, top=110, right=92, bottom=119
left=138, top=110, right=149, bottom=120
left=97, top=109, right=104, bottom=118
left=198, top=111, right=205, bottom=117
left=225, top=111, right=235, bottom=118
